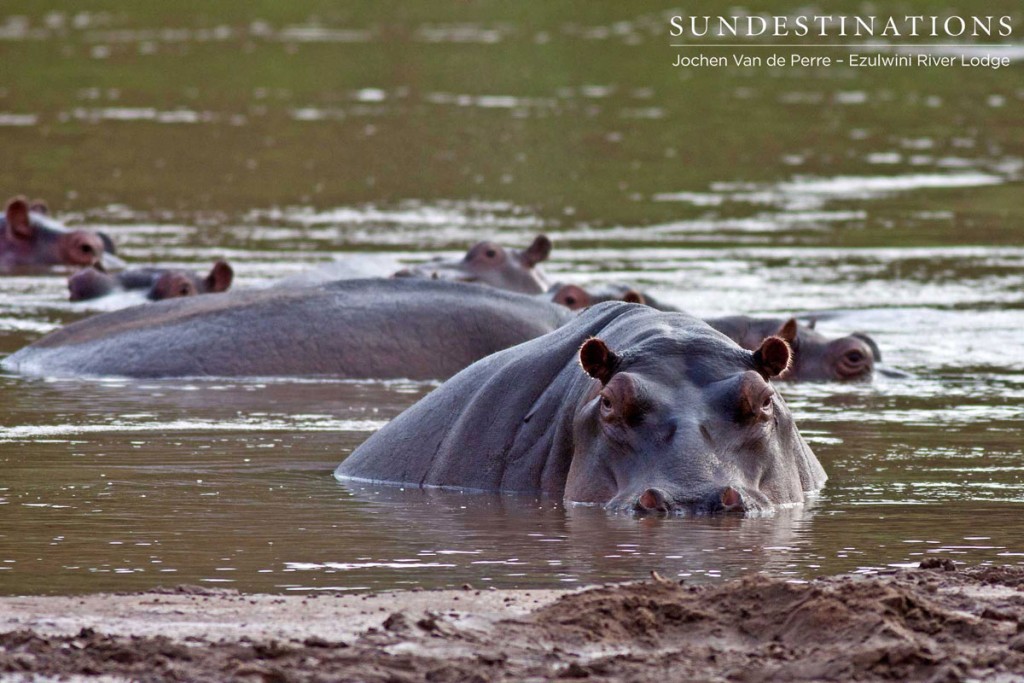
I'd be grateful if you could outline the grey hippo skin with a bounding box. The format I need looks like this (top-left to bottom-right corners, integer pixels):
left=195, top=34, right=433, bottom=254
left=0, top=196, right=123, bottom=271
left=705, top=316, right=876, bottom=382
left=3, top=278, right=573, bottom=379
left=394, top=234, right=552, bottom=294
left=68, top=260, right=234, bottom=302
left=335, top=302, right=827, bottom=515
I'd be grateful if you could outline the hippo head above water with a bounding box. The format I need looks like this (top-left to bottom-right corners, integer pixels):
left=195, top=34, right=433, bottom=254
left=1, top=196, right=120, bottom=270
left=394, top=234, right=552, bottom=294
left=336, top=303, right=827, bottom=516
left=567, top=328, right=816, bottom=514
left=706, top=316, right=877, bottom=383
left=68, top=260, right=234, bottom=302
left=773, top=318, right=876, bottom=382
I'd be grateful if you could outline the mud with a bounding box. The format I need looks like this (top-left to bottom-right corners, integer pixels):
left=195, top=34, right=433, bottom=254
left=2, top=565, right=1023, bottom=682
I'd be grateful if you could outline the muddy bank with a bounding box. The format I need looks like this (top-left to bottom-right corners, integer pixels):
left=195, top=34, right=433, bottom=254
left=2, top=564, right=1024, bottom=681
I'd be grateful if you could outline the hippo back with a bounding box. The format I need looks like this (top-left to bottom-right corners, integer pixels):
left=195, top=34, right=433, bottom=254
left=336, top=303, right=633, bottom=494
left=3, top=278, right=573, bottom=379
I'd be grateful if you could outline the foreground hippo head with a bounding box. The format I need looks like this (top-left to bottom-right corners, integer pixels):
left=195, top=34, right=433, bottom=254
left=1, top=196, right=121, bottom=270
left=394, top=234, right=552, bottom=294
left=336, top=303, right=826, bottom=515
left=706, top=316, right=876, bottom=383
left=68, top=261, right=234, bottom=302
left=568, top=332, right=811, bottom=514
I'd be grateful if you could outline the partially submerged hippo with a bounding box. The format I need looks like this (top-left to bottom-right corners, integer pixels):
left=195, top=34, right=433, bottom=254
left=706, top=317, right=876, bottom=382
left=3, top=278, right=572, bottom=379
left=395, top=235, right=552, bottom=294
left=585, top=283, right=680, bottom=311
left=0, top=196, right=123, bottom=271
left=336, top=303, right=827, bottom=515
left=68, top=261, right=234, bottom=302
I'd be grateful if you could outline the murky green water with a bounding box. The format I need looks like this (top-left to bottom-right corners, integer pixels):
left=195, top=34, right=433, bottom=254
left=1, top=3, right=1022, bottom=594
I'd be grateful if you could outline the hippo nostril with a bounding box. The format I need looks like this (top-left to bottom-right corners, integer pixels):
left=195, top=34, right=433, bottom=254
left=720, top=486, right=744, bottom=512
left=637, top=487, right=670, bottom=513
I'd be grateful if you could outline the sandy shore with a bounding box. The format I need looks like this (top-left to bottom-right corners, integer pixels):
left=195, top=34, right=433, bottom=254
left=2, top=563, right=1023, bottom=681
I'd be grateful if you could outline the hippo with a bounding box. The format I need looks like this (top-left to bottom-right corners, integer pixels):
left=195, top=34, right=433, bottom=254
left=705, top=316, right=876, bottom=382
left=394, top=234, right=552, bottom=294
left=68, top=261, right=234, bottom=302
left=3, top=278, right=573, bottom=379
left=545, top=283, right=594, bottom=310
left=335, top=302, right=827, bottom=515
left=0, top=196, right=123, bottom=271
left=584, top=283, right=681, bottom=311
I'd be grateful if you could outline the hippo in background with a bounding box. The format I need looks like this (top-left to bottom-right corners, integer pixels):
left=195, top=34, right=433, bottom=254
left=584, top=283, right=681, bottom=312
left=543, top=283, right=880, bottom=382
left=0, top=196, right=124, bottom=271
left=336, top=302, right=827, bottom=515
left=394, top=234, right=552, bottom=294
left=68, top=260, right=234, bottom=302
left=706, top=316, right=877, bottom=382
left=3, top=278, right=573, bottom=379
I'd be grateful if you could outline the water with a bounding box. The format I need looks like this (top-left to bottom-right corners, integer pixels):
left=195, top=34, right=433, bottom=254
left=1, top=2, right=1023, bottom=595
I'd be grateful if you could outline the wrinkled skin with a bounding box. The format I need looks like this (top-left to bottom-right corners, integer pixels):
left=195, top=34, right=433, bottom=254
left=4, top=278, right=573, bottom=379
left=394, top=235, right=552, bottom=294
left=706, top=316, right=876, bottom=382
left=336, top=303, right=826, bottom=515
left=68, top=261, right=234, bottom=302
left=0, top=196, right=123, bottom=271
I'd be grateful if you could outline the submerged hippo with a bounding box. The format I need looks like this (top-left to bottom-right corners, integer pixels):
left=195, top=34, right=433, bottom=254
left=336, top=302, right=827, bottom=515
left=68, top=260, right=234, bottom=302
left=3, top=278, right=572, bottom=379
left=705, top=316, right=876, bottom=382
left=0, top=196, right=123, bottom=271
left=586, top=283, right=680, bottom=311
left=394, top=234, right=552, bottom=294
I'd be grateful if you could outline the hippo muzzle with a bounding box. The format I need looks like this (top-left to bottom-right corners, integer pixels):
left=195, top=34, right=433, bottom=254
left=605, top=484, right=773, bottom=517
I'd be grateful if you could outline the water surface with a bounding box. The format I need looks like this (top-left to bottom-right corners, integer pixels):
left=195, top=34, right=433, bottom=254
left=1, top=2, right=1022, bottom=594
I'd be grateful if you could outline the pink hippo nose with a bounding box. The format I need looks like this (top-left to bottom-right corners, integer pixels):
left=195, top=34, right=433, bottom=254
left=720, top=486, right=745, bottom=512
left=636, top=487, right=671, bottom=513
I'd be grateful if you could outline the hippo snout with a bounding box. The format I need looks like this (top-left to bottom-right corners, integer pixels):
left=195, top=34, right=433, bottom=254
left=628, top=485, right=752, bottom=516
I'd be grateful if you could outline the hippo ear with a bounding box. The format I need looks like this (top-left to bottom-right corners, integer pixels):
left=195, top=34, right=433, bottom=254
left=521, top=234, right=552, bottom=267
left=29, top=199, right=49, bottom=215
left=552, top=284, right=590, bottom=310
left=5, top=197, right=33, bottom=241
left=580, top=337, right=619, bottom=385
left=621, top=289, right=645, bottom=305
left=97, top=231, right=118, bottom=256
left=205, top=260, right=234, bottom=293
left=776, top=318, right=799, bottom=343
left=752, top=336, right=791, bottom=379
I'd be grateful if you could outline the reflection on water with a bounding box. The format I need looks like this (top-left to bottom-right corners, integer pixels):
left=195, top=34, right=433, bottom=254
left=1, top=1, right=1023, bottom=594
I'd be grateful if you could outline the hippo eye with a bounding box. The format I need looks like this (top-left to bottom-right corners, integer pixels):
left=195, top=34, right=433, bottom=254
left=565, top=296, right=577, bottom=306
left=485, top=248, right=497, bottom=259
left=761, top=395, right=773, bottom=415
left=80, top=244, right=94, bottom=254
left=845, top=350, right=864, bottom=363
left=601, top=395, right=612, bottom=410
left=179, top=286, right=190, bottom=296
